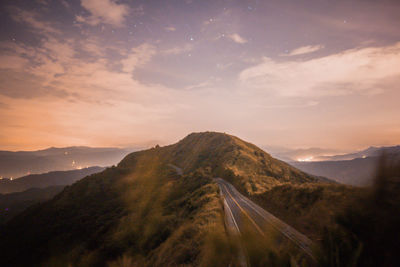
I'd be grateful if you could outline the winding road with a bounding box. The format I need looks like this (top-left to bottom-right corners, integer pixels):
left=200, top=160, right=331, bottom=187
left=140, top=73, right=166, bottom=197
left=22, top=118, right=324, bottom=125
left=167, top=164, right=315, bottom=263
left=216, top=178, right=315, bottom=259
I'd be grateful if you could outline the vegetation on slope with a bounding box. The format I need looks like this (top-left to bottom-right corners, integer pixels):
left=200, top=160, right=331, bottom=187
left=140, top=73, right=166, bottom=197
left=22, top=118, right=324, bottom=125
left=168, top=132, right=318, bottom=194
left=0, top=138, right=232, bottom=267
left=0, top=186, right=64, bottom=224
left=252, top=183, right=362, bottom=241
left=318, top=155, right=400, bottom=267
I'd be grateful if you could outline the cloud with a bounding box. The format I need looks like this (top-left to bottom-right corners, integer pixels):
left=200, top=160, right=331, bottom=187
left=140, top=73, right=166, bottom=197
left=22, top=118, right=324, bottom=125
left=228, top=33, right=247, bottom=44
left=165, top=26, right=176, bottom=32
left=9, top=7, right=61, bottom=34
left=79, top=0, right=129, bottom=27
left=121, top=44, right=156, bottom=73
left=284, top=45, right=324, bottom=56
left=239, top=43, right=400, bottom=97
left=162, top=44, right=193, bottom=55
left=0, top=101, right=9, bottom=109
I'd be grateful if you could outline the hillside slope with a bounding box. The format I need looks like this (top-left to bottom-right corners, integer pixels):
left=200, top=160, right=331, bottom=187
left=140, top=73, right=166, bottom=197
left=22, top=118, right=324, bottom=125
left=0, top=186, right=64, bottom=224
left=164, top=132, right=320, bottom=194
left=0, top=132, right=327, bottom=266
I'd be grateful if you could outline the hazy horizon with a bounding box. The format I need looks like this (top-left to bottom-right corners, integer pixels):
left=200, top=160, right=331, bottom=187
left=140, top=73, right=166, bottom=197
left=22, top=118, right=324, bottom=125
left=1, top=0, right=399, bottom=151
left=1, top=131, right=397, bottom=156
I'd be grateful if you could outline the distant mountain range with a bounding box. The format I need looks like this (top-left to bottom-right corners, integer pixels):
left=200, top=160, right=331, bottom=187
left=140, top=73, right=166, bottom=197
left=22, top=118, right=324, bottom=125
left=0, top=146, right=133, bottom=178
left=268, top=145, right=400, bottom=162
left=291, top=146, right=400, bottom=186
left=0, top=166, right=104, bottom=194
left=0, top=167, right=104, bottom=224
left=316, top=145, right=400, bottom=161
left=266, top=146, right=345, bottom=162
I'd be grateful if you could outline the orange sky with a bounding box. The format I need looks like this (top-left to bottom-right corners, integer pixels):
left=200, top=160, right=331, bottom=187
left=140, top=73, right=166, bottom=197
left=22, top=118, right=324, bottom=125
left=0, top=0, right=399, bottom=151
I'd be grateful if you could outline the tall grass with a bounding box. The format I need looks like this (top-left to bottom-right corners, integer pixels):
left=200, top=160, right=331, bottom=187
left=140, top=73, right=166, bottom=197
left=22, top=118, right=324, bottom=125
left=318, top=154, right=400, bottom=267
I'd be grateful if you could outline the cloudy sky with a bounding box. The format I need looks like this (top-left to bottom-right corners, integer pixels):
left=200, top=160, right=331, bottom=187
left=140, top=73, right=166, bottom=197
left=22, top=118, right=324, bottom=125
left=0, top=0, right=399, bottom=151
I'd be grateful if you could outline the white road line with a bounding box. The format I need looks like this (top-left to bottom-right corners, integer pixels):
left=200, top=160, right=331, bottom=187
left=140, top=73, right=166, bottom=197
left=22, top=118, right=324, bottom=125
left=217, top=178, right=315, bottom=259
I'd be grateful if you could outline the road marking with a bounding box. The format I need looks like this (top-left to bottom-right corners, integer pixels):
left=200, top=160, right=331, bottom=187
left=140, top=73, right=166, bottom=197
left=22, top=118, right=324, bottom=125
left=219, top=183, right=249, bottom=267
left=217, top=179, right=315, bottom=259
left=219, top=182, right=266, bottom=237
left=223, top=198, right=241, bottom=235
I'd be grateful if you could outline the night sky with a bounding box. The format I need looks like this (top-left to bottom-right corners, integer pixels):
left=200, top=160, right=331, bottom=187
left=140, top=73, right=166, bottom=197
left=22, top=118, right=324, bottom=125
left=0, top=0, right=399, bottom=151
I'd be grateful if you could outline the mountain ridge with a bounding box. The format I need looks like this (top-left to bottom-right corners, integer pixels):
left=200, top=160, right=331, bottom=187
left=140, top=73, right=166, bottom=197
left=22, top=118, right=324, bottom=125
left=0, top=131, right=330, bottom=266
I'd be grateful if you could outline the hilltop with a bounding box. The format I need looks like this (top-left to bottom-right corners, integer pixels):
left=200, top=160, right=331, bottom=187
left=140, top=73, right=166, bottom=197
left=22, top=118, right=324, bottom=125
left=141, top=132, right=319, bottom=193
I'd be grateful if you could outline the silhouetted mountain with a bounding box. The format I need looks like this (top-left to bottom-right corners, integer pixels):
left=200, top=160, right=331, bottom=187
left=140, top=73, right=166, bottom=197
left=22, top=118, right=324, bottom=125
left=0, top=132, right=326, bottom=267
left=0, top=146, right=132, bottom=178
left=291, top=147, right=400, bottom=186
left=0, top=186, right=64, bottom=224
left=266, top=145, right=400, bottom=163
left=317, top=145, right=400, bottom=161
left=265, top=146, right=345, bottom=162
left=0, top=167, right=104, bottom=194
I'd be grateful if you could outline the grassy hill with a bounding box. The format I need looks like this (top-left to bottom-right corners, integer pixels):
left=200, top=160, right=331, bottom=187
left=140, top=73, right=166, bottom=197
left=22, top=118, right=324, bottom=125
left=163, top=132, right=319, bottom=193
left=0, top=132, right=343, bottom=266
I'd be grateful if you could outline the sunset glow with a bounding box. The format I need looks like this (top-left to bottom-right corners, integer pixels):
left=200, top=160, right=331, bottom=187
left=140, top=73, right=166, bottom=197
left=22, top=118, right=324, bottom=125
left=0, top=0, right=399, bottom=151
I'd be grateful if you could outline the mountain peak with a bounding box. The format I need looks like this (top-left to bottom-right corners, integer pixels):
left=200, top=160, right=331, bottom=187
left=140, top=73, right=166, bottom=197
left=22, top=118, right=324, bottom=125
left=119, top=131, right=319, bottom=194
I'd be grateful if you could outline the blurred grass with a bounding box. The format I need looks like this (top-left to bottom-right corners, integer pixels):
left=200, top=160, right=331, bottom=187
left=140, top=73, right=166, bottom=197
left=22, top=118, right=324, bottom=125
left=317, top=154, right=400, bottom=267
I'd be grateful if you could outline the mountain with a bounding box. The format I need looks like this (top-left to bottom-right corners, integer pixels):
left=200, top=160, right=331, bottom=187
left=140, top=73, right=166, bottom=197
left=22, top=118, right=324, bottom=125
left=0, top=167, right=104, bottom=194
left=266, top=145, right=400, bottom=162
left=292, top=148, right=400, bottom=186
left=265, top=146, right=345, bottom=162
left=0, top=132, right=323, bottom=267
left=316, top=145, right=400, bottom=161
left=0, top=146, right=132, bottom=178
left=0, top=186, right=64, bottom=224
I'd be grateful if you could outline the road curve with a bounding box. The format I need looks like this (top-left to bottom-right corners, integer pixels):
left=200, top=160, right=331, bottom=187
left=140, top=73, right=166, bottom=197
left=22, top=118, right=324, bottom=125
left=215, top=178, right=315, bottom=259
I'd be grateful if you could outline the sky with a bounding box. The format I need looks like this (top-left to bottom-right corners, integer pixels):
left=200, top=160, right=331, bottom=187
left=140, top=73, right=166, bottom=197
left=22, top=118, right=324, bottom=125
left=0, top=0, right=400, bottom=151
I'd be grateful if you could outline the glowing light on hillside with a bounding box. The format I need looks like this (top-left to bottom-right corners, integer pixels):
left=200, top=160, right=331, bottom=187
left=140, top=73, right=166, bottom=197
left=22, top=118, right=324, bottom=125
left=297, top=156, right=314, bottom=162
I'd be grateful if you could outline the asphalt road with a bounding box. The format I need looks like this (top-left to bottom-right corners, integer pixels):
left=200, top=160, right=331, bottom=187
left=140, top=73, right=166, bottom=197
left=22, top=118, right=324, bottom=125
left=216, top=178, right=315, bottom=259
